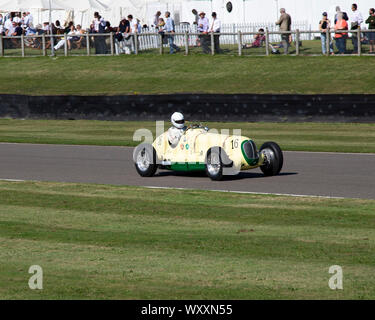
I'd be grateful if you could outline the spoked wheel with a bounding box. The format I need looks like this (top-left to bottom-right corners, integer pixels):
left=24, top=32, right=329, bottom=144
left=259, top=142, right=283, bottom=176
left=205, top=147, right=223, bottom=181
left=133, top=144, right=157, bottom=177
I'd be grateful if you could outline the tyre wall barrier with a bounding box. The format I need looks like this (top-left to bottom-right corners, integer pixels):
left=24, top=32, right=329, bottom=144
left=0, top=94, right=374, bottom=122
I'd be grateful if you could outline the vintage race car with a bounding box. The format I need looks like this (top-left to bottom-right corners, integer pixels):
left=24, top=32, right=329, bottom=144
left=133, top=124, right=283, bottom=181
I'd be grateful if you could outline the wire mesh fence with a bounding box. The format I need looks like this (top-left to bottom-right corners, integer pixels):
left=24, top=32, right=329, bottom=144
left=1, top=28, right=374, bottom=57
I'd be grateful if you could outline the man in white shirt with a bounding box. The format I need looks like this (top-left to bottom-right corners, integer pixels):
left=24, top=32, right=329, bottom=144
left=350, top=3, right=363, bottom=53
left=23, top=12, right=33, bottom=29
left=127, top=15, right=139, bottom=53
left=210, top=12, right=222, bottom=54
left=4, top=16, right=13, bottom=31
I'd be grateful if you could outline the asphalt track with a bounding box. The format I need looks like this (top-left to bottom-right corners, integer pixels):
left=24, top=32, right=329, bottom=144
left=0, top=143, right=374, bottom=199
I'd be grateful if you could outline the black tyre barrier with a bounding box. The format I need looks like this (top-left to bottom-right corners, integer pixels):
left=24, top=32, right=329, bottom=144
left=1, top=94, right=375, bottom=122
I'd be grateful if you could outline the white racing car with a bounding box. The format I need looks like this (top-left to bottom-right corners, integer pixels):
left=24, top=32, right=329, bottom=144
left=134, top=124, right=283, bottom=181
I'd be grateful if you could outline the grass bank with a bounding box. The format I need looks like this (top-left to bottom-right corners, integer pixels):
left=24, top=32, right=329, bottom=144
left=0, top=55, right=375, bottom=95
left=0, top=181, right=374, bottom=299
left=0, top=119, right=374, bottom=153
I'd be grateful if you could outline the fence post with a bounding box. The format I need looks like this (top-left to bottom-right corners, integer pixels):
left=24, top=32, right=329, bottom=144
left=184, top=31, right=189, bottom=55
left=326, top=29, right=330, bottom=56
left=232, top=23, right=236, bottom=45
left=238, top=31, right=242, bottom=56
left=211, top=31, right=215, bottom=55
left=135, top=34, right=139, bottom=55
left=42, top=34, right=46, bottom=56
left=357, top=28, right=361, bottom=56
left=159, top=33, right=163, bottom=55
left=0, top=35, right=3, bottom=57
left=296, top=29, right=300, bottom=56
left=64, top=34, right=68, bottom=56
left=265, top=28, right=270, bottom=56
left=21, top=35, right=25, bottom=57
left=110, top=32, right=114, bottom=56
left=86, top=34, right=90, bottom=56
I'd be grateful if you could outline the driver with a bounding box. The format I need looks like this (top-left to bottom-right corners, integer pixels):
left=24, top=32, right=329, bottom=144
left=168, top=112, right=187, bottom=147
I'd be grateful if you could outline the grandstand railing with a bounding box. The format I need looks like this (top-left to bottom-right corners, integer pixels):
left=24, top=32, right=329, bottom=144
left=0, top=28, right=373, bottom=57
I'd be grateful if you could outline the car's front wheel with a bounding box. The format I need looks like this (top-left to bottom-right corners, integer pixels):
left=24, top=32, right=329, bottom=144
left=134, top=143, right=158, bottom=177
left=205, top=147, right=224, bottom=181
left=259, top=142, right=283, bottom=176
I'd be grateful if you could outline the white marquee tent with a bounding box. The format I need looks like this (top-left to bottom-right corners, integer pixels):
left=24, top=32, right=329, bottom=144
left=1, top=0, right=374, bottom=29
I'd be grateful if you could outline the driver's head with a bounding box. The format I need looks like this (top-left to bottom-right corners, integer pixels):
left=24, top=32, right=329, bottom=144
left=171, top=112, right=185, bottom=129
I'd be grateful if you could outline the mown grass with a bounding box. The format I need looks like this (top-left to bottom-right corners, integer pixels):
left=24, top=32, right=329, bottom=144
left=0, top=119, right=374, bottom=153
left=0, top=181, right=374, bottom=299
left=1, top=53, right=375, bottom=95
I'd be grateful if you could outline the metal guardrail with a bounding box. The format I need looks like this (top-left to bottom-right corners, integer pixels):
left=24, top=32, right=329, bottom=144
left=0, top=28, right=374, bottom=57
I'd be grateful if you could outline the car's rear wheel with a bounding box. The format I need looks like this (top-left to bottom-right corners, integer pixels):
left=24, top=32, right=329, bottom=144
left=134, top=143, right=158, bottom=177
left=259, top=142, right=283, bottom=176
left=205, top=147, right=224, bottom=181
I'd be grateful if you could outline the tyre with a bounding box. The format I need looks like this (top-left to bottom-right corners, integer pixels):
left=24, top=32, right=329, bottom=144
left=133, top=143, right=158, bottom=177
left=205, top=147, right=224, bottom=181
left=259, top=142, right=283, bottom=176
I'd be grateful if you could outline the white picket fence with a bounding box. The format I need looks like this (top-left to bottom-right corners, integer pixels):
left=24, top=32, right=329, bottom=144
left=138, top=21, right=310, bottom=51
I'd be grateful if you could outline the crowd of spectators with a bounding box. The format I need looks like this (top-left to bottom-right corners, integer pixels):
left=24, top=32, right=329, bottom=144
left=1, top=3, right=375, bottom=55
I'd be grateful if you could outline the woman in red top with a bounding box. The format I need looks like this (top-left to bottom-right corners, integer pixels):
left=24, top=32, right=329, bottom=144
left=334, top=12, right=348, bottom=54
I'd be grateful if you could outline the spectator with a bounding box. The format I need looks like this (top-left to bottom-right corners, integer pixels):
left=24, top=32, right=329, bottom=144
left=25, top=12, right=34, bottom=29
left=210, top=12, right=222, bottom=53
left=4, top=16, right=13, bottom=32
left=5, top=21, right=16, bottom=36
left=55, top=20, right=64, bottom=33
left=334, top=12, right=348, bottom=54
left=157, top=17, right=167, bottom=45
left=93, top=12, right=107, bottom=54
left=335, top=6, right=349, bottom=24
left=127, top=15, right=138, bottom=53
left=197, top=12, right=210, bottom=54
left=153, top=11, right=161, bottom=27
left=128, top=15, right=137, bottom=33
left=13, top=13, right=21, bottom=24
left=157, top=17, right=165, bottom=30
left=73, top=24, right=85, bottom=49
left=137, top=19, right=142, bottom=33
left=366, top=8, right=375, bottom=53
left=115, top=18, right=130, bottom=41
left=163, top=11, right=180, bottom=54
left=14, top=22, right=23, bottom=36
left=192, top=9, right=199, bottom=25
left=64, top=21, right=74, bottom=34
left=350, top=3, right=363, bottom=54
left=54, top=24, right=76, bottom=51
left=0, top=14, right=4, bottom=35
left=319, top=12, right=334, bottom=55
left=243, top=28, right=265, bottom=49
left=104, top=21, right=115, bottom=33
left=276, top=8, right=292, bottom=55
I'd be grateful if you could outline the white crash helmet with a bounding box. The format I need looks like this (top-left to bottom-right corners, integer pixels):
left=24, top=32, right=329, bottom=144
left=171, top=112, right=185, bottom=129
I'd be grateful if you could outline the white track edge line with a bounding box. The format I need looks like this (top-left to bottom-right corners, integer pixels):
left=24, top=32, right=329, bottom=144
left=144, top=186, right=347, bottom=199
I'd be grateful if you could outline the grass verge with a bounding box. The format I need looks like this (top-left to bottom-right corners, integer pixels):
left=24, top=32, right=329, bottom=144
left=1, top=55, right=375, bottom=95
left=0, top=181, right=374, bottom=299
left=0, top=119, right=374, bottom=153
